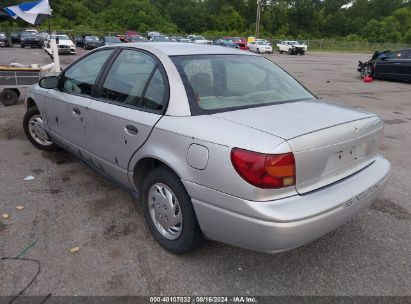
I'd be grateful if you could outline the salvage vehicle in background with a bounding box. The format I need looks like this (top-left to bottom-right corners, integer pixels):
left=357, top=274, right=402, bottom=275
left=20, top=31, right=43, bottom=48
left=128, top=35, right=147, bottom=43
left=358, top=49, right=411, bottom=81
left=213, top=39, right=239, bottom=48
left=152, top=35, right=170, bottom=42
left=188, top=35, right=211, bottom=44
left=277, top=40, right=307, bottom=55
left=103, top=36, right=124, bottom=46
left=51, top=34, right=76, bottom=55
left=23, top=43, right=390, bottom=254
left=83, top=36, right=101, bottom=50
left=0, top=32, right=10, bottom=47
left=223, top=37, right=247, bottom=50
left=248, top=40, right=273, bottom=53
left=125, top=31, right=139, bottom=42
left=11, top=32, right=21, bottom=44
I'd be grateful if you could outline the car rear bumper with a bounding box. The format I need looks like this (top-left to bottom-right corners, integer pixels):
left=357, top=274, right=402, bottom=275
left=184, top=156, right=390, bottom=253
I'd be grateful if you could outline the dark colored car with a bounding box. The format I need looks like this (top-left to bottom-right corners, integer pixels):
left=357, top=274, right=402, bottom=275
left=358, top=49, right=411, bottom=82
left=213, top=39, right=239, bottom=49
left=75, top=34, right=93, bottom=47
left=128, top=35, right=146, bottom=42
left=103, top=36, right=124, bottom=46
left=0, top=32, right=10, bottom=47
left=20, top=31, right=43, bottom=48
left=11, top=32, right=21, bottom=44
left=83, top=36, right=101, bottom=50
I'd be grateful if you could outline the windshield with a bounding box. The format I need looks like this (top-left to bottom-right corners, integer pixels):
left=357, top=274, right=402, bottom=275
left=195, top=36, right=205, bottom=40
left=0, top=33, right=5, bottom=37
left=172, top=55, right=314, bottom=114
left=22, top=32, right=36, bottom=37
left=86, top=36, right=99, bottom=41
left=288, top=41, right=298, bottom=45
left=258, top=41, right=269, bottom=45
left=57, top=35, right=70, bottom=40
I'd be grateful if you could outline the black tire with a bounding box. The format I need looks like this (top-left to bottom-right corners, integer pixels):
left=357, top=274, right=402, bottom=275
left=0, top=89, right=19, bottom=106
left=142, top=166, right=205, bottom=254
left=23, top=107, right=59, bottom=151
left=288, top=48, right=293, bottom=55
left=257, top=48, right=260, bottom=53
left=20, top=44, right=25, bottom=48
left=279, top=50, right=283, bottom=54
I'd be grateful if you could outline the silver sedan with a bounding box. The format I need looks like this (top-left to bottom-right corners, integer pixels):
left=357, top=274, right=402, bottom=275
left=23, top=43, right=390, bottom=254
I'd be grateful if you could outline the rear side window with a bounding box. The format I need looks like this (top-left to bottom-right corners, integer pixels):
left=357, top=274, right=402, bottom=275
left=172, top=54, right=314, bottom=114
left=99, top=49, right=168, bottom=111
left=60, top=49, right=113, bottom=96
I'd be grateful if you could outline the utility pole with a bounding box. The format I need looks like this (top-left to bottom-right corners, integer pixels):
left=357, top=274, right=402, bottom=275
left=255, top=0, right=261, bottom=39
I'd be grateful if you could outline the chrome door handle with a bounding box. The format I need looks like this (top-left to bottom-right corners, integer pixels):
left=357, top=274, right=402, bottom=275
left=73, top=108, right=81, bottom=116
left=125, top=125, right=138, bottom=135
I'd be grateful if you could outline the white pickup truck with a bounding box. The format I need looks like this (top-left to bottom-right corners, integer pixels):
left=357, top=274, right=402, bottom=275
left=277, top=40, right=307, bottom=55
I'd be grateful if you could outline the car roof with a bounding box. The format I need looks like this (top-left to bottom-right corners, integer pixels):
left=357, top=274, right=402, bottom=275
left=123, top=42, right=258, bottom=56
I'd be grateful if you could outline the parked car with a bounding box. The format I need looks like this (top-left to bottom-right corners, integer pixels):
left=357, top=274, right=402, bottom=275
left=24, top=44, right=390, bottom=254
left=277, top=40, right=307, bottom=55
left=0, top=32, right=10, bottom=47
left=127, top=35, right=147, bottom=42
left=20, top=31, right=43, bottom=48
left=170, top=36, right=186, bottom=42
left=103, top=36, right=124, bottom=46
left=224, top=37, right=247, bottom=50
left=83, top=36, right=101, bottom=50
left=51, top=34, right=76, bottom=55
left=10, top=32, right=21, bottom=44
left=358, top=49, right=411, bottom=82
left=75, top=34, right=95, bottom=48
left=125, top=31, right=139, bottom=42
left=147, top=31, right=161, bottom=40
left=187, top=35, right=211, bottom=44
left=248, top=40, right=273, bottom=53
left=152, top=35, right=170, bottom=42
left=213, top=39, right=239, bottom=48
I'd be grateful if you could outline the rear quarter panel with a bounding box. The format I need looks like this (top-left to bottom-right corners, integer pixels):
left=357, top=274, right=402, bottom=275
left=128, top=115, right=298, bottom=202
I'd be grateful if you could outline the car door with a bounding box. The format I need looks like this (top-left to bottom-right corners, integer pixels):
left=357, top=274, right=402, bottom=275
left=86, top=48, right=168, bottom=186
left=375, top=50, right=407, bottom=79
left=45, top=49, right=114, bottom=154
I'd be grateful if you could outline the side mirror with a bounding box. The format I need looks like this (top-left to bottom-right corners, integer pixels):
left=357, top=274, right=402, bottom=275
left=39, top=76, right=59, bottom=89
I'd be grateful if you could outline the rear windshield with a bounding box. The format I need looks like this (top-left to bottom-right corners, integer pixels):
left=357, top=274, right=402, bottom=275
left=171, top=55, right=314, bottom=114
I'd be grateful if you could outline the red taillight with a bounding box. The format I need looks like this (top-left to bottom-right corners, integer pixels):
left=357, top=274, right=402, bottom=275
left=230, top=148, right=296, bottom=189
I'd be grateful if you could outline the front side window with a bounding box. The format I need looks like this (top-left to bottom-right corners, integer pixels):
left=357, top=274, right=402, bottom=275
left=386, top=50, right=408, bottom=59
left=172, top=55, right=314, bottom=114
left=99, top=49, right=167, bottom=111
left=60, top=49, right=113, bottom=96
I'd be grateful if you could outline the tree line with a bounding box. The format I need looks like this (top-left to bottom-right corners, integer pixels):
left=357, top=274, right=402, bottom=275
left=1, top=0, right=411, bottom=43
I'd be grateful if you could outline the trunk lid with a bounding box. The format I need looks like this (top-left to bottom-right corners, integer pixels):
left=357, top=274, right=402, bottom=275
left=213, top=100, right=383, bottom=194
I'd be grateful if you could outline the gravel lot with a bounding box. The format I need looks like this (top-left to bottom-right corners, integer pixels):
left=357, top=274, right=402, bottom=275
left=0, top=46, right=410, bottom=296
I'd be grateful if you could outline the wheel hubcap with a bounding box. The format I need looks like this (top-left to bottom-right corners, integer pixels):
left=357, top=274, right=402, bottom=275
left=28, top=114, right=53, bottom=146
left=148, top=183, right=183, bottom=240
